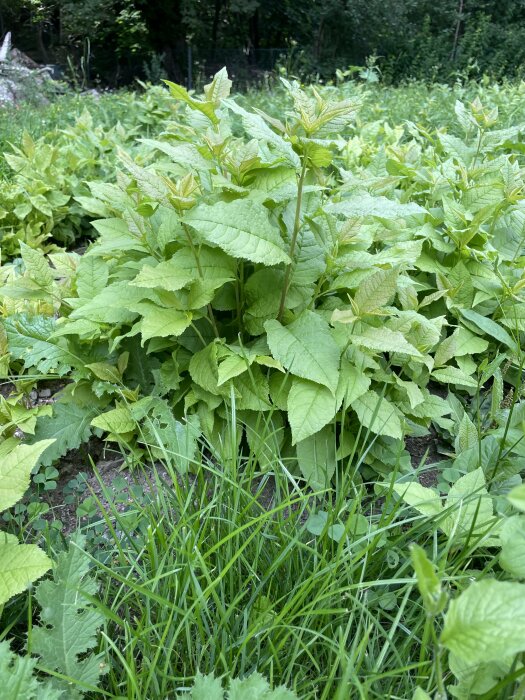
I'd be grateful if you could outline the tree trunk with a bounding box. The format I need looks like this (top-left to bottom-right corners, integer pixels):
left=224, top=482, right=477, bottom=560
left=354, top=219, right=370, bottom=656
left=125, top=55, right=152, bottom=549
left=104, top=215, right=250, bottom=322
left=451, top=0, right=465, bottom=62
left=36, top=23, right=49, bottom=63
left=211, top=0, right=222, bottom=59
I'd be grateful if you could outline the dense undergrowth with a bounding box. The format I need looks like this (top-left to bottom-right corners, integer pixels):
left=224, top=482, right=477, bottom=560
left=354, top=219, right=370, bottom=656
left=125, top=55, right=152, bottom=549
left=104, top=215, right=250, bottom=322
left=2, top=74, right=525, bottom=698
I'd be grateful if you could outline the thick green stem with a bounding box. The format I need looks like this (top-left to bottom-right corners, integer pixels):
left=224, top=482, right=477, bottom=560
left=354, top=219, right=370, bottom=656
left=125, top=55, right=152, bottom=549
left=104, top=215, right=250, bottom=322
left=277, top=157, right=308, bottom=322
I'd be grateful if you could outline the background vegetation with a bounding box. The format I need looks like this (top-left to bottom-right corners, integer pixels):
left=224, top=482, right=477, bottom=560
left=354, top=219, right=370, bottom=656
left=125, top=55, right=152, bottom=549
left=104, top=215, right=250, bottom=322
left=2, top=1, right=525, bottom=697
left=3, top=0, right=525, bottom=86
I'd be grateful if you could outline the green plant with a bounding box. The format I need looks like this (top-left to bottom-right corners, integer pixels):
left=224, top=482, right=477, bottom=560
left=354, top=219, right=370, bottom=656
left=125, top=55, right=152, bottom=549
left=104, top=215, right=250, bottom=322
left=0, top=439, right=53, bottom=607
left=0, top=640, right=62, bottom=699
left=175, top=671, right=298, bottom=699
left=3, top=72, right=525, bottom=487
left=0, top=532, right=106, bottom=699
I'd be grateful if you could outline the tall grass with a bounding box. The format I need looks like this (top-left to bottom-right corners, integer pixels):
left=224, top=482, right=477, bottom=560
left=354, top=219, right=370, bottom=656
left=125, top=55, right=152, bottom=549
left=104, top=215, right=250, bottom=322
left=62, top=420, right=502, bottom=699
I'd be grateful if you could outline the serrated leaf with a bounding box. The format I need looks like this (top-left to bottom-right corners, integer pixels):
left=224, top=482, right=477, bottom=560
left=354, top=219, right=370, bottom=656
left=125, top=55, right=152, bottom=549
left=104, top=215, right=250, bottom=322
left=224, top=99, right=300, bottom=168
left=132, top=246, right=235, bottom=292
left=393, top=482, right=442, bottom=517
left=0, top=440, right=55, bottom=512
left=5, top=315, right=78, bottom=375
left=350, top=326, right=421, bottom=356
left=32, top=533, right=106, bottom=695
left=19, top=242, right=53, bottom=288
left=499, top=515, right=525, bottom=579
left=91, top=407, right=135, bottom=435
left=138, top=304, right=192, bottom=342
left=175, top=670, right=298, bottom=700
left=0, top=542, right=52, bottom=606
left=455, top=413, right=478, bottom=453
left=441, top=580, right=525, bottom=663
left=326, top=193, right=426, bottom=220
left=185, top=200, right=290, bottom=265
left=90, top=217, right=146, bottom=254
left=442, top=468, right=495, bottom=541
left=296, top=425, right=336, bottom=490
left=336, top=359, right=370, bottom=406
left=165, top=79, right=218, bottom=124
left=119, top=150, right=170, bottom=202
left=508, top=484, right=525, bottom=512
left=0, top=640, right=62, bottom=699
left=217, top=353, right=250, bottom=385
left=354, top=268, right=398, bottom=313
left=432, top=366, right=478, bottom=388
left=30, top=402, right=96, bottom=467
left=76, top=257, right=109, bottom=300
left=460, top=308, right=517, bottom=351
left=287, top=378, right=338, bottom=444
left=140, top=139, right=212, bottom=171
left=351, top=391, right=403, bottom=439
left=265, top=311, right=341, bottom=393
left=85, top=362, right=121, bottom=383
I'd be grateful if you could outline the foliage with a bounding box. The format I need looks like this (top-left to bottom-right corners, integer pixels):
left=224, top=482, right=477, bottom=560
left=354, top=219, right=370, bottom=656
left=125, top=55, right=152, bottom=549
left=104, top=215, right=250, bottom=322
left=3, top=74, right=525, bottom=698
left=0, top=533, right=105, bottom=699
left=176, top=671, right=297, bottom=699
left=31, top=532, right=107, bottom=697
left=7, top=0, right=525, bottom=85
left=0, top=439, right=53, bottom=607
left=0, top=86, right=174, bottom=259
left=0, top=641, right=62, bottom=699
left=3, top=71, right=525, bottom=489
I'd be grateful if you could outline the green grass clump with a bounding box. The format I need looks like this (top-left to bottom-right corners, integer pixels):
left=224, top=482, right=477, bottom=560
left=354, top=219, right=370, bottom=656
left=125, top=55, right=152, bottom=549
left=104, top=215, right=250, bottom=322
left=2, top=73, right=525, bottom=699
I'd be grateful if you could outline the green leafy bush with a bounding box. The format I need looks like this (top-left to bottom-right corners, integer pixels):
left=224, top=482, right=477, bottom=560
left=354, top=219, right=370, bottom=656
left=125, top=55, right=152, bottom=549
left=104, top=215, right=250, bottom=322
left=0, top=87, right=174, bottom=259
left=408, top=479, right=525, bottom=699
left=2, top=70, right=525, bottom=486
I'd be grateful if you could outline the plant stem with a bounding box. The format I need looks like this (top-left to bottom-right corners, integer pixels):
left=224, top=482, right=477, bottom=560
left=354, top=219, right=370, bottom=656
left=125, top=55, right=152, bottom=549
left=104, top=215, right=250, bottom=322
left=236, top=260, right=245, bottom=340
left=277, top=156, right=308, bottom=322
left=181, top=221, right=220, bottom=339
left=431, top=626, right=447, bottom=700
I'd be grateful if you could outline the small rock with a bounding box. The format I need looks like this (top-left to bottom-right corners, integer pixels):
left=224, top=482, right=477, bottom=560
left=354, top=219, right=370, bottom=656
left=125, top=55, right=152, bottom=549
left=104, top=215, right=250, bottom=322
left=29, top=390, right=38, bottom=402
left=39, top=388, right=52, bottom=398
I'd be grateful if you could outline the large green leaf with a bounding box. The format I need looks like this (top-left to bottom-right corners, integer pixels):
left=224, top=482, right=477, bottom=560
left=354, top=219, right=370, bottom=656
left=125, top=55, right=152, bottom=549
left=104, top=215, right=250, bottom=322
left=460, top=308, right=517, bottom=351
left=442, top=470, right=495, bottom=542
left=393, top=482, right=442, bottom=518
left=441, top=580, right=525, bottom=663
left=265, top=311, right=341, bottom=393
left=131, top=246, right=235, bottom=291
left=137, top=303, right=193, bottom=342
left=287, top=378, right=338, bottom=444
left=296, top=425, right=336, bottom=490
left=185, top=199, right=290, bottom=265
left=0, top=440, right=56, bottom=512
left=91, top=407, right=135, bottom=435
left=354, top=268, right=399, bottom=313
left=351, top=391, right=403, bottom=439
left=5, top=315, right=78, bottom=375
left=431, top=366, right=478, bottom=388
left=32, top=533, right=107, bottom=694
left=499, top=515, right=525, bottom=579
left=350, top=326, right=422, bottom=357
left=30, top=401, right=96, bottom=468
left=326, top=193, right=426, bottom=220
left=0, top=541, right=52, bottom=607
left=0, top=640, right=62, bottom=699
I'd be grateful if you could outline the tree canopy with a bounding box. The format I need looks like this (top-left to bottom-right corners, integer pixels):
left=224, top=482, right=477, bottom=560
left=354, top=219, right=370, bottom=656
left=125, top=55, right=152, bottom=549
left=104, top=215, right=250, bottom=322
left=1, top=0, right=525, bottom=85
